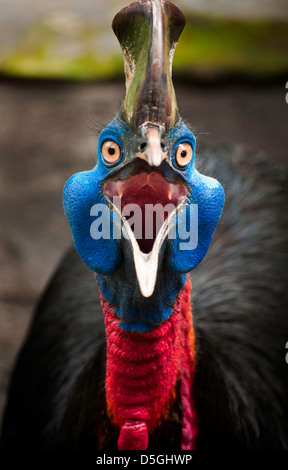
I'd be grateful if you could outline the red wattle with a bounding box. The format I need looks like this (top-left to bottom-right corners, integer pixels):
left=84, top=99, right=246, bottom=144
left=98, top=277, right=197, bottom=450
left=118, top=420, right=148, bottom=450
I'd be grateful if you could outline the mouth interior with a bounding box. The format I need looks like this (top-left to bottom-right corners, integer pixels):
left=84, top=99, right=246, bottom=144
left=103, top=171, right=187, bottom=254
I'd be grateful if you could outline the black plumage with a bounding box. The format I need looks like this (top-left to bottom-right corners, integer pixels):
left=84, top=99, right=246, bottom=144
left=1, top=144, right=287, bottom=449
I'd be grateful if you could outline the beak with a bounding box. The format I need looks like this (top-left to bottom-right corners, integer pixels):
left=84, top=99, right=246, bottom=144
left=110, top=0, right=187, bottom=297
left=123, top=215, right=167, bottom=298
left=136, top=124, right=167, bottom=167
left=122, top=204, right=181, bottom=298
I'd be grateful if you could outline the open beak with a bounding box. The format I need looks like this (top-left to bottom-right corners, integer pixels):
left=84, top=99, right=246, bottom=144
left=103, top=163, right=187, bottom=297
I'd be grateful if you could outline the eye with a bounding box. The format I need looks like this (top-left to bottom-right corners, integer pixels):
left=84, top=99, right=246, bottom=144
left=175, top=142, right=193, bottom=168
left=101, top=140, right=121, bottom=164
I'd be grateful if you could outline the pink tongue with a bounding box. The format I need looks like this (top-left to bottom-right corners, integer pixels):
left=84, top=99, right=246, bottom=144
left=118, top=420, right=148, bottom=450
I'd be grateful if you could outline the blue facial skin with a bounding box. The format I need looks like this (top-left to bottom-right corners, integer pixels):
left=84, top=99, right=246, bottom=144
left=63, top=116, right=225, bottom=332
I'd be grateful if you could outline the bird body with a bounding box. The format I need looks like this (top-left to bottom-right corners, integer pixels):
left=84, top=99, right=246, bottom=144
left=1, top=0, right=288, bottom=450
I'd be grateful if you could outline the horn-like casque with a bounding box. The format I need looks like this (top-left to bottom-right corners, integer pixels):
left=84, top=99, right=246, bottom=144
left=112, top=0, right=186, bottom=134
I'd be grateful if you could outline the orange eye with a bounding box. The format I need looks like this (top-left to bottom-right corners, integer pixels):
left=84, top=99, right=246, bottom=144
left=101, top=140, right=121, bottom=164
left=175, top=142, right=193, bottom=168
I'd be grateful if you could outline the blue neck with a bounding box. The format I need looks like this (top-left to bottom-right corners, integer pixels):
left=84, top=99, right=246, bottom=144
left=96, top=241, right=186, bottom=332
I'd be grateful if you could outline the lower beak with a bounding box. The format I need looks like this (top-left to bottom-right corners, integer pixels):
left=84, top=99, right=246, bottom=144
left=122, top=207, right=179, bottom=298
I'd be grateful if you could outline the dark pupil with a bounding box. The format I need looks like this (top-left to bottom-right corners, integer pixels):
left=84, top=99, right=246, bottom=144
left=108, top=147, right=115, bottom=156
left=181, top=150, right=187, bottom=158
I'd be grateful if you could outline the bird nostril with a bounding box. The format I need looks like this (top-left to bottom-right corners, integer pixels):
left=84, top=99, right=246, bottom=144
left=139, top=142, right=165, bottom=152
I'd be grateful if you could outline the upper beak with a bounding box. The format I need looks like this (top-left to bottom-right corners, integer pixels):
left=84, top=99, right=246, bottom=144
left=136, top=125, right=167, bottom=167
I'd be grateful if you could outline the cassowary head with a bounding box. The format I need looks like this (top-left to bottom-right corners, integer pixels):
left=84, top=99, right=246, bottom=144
left=63, top=0, right=224, bottom=450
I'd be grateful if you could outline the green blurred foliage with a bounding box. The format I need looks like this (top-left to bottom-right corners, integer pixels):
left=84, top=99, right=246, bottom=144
left=0, top=13, right=287, bottom=80
left=175, top=16, right=288, bottom=78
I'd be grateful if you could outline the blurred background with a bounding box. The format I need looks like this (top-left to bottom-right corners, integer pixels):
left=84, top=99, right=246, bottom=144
left=0, top=0, right=287, bottom=425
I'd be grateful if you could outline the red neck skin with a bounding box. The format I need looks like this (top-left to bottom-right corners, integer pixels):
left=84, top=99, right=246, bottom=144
left=98, top=276, right=197, bottom=450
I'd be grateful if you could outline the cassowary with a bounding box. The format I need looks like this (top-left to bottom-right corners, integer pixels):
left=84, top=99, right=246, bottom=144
left=1, top=0, right=288, bottom=450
